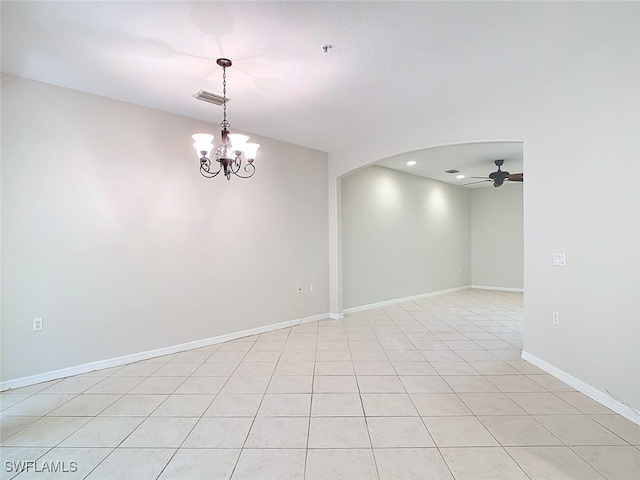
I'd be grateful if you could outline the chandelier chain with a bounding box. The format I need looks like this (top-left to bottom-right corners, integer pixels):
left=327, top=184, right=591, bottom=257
left=221, top=65, right=230, bottom=130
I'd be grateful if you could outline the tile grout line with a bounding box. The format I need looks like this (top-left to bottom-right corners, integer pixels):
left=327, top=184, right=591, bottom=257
left=353, top=312, right=382, bottom=480
left=401, top=300, right=483, bottom=480
left=151, top=344, right=235, bottom=479
left=6, top=358, right=171, bottom=478
left=377, top=300, right=459, bottom=479
left=302, top=318, right=319, bottom=480
left=400, top=297, right=530, bottom=479
left=82, top=346, right=221, bottom=479
left=225, top=329, right=290, bottom=479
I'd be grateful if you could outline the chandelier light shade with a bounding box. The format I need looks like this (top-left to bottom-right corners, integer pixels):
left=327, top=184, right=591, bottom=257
left=192, top=58, right=260, bottom=180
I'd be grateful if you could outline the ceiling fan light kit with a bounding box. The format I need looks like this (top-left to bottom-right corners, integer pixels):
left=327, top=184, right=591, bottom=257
left=191, top=58, right=260, bottom=180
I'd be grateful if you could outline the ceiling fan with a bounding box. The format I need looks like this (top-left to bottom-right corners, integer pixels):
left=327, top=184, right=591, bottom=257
left=464, top=159, right=523, bottom=188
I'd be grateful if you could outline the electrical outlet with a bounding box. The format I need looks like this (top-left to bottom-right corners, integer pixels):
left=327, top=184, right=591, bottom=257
left=553, top=253, right=566, bottom=266
left=310, top=284, right=315, bottom=292
left=296, top=286, right=302, bottom=294
left=552, top=312, right=559, bottom=325
left=33, top=318, right=43, bottom=331
left=400, top=273, right=405, bottom=280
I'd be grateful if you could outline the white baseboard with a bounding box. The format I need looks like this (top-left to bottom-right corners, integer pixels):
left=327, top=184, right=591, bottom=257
left=471, top=284, right=524, bottom=292
left=0, top=312, right=329, bottom=392
left=329, top=313, right=344, bottom=320
left=342, top=285, right=471, bottom=315
left=521, top=351, right=640, bottom=426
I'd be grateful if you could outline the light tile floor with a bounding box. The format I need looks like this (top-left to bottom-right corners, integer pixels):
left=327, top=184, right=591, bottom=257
left=1, top=289, right=639, bottom=479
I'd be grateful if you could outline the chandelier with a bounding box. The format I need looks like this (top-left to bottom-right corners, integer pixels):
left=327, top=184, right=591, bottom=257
left=191, top=58, right=260, bottom=180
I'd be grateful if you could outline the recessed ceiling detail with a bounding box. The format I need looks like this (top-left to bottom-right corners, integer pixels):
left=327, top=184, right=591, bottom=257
left=445, top=169, right=460, bottom=174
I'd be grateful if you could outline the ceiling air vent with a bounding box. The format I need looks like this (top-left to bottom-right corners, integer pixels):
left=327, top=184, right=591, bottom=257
left=192, top=89, right=230, bottom=106
left=445, top=169, right=460, bottom=174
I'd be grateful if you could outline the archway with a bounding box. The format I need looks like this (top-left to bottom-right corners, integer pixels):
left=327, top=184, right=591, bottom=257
left=331, top=140, right=523, bottom=316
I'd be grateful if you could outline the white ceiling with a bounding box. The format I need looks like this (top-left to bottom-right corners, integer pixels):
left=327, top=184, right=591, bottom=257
left=0, top=1, right=623, bottom=184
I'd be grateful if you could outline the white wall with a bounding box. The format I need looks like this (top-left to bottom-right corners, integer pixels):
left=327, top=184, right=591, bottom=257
left=328, top=3, right=638, bottom=415
left=523, top=23, right=639, bottom=409
left=1, top=74, right=329, bottom=382
left=341, top=166, right=471, bottom=309
left=471, top=184, right=523, bottom=289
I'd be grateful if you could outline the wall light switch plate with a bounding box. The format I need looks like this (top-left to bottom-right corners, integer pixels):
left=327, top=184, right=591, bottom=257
left=33, top=318, right=43, bottom=331
left=553, top=253, right=566, bottom=266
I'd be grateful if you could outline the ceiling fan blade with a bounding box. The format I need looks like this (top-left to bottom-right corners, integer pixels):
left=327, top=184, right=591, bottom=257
left=493, top=181, right=503, bottom=188
left=507, top=173, right=523, bottom=181
left=470, top=176, right=490, bottom=179
left=461, top=179, right=491, bottom=186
